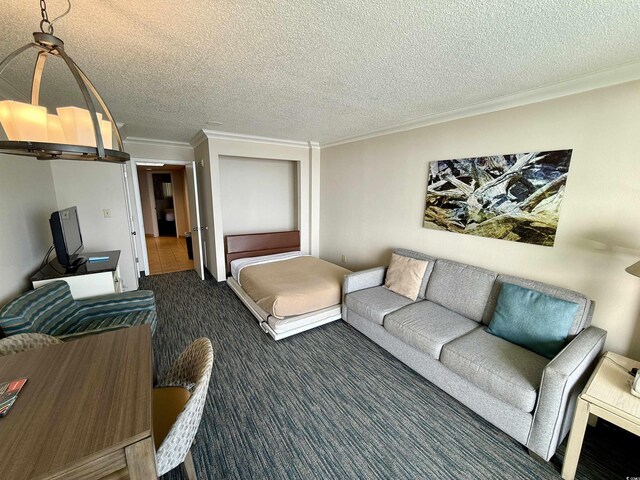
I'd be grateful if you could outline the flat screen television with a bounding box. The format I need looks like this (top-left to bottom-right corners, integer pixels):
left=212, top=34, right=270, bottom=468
left=50, top=206, right=86, bottom=269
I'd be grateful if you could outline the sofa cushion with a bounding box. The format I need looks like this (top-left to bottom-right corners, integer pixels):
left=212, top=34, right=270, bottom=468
left=55, top=310, right=158, bottom=340
left=441, top=328, right=550, bottom=412
left=385, top=253, right=429, bottom=301
left=487, top=283, right=579, bottom=359
left=345, top=286, right=415, bottom=325
left=425, top=259, right=496, bottom=322
left=393, top=249, right=438, bottom=299
left=484, top=274, right=592, bottom=336
left=385, top=301, right=480, bottom=359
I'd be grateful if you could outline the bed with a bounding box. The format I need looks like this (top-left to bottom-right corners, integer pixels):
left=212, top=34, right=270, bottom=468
left=225, top=231, right=351, bottom=340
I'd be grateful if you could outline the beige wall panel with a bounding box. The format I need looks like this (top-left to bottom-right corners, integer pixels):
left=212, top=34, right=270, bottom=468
left=219, top=156, right=297, bottom=235
left=320, top=81, right=640, bottom=357
left=0, top=156, right=58, bottom=304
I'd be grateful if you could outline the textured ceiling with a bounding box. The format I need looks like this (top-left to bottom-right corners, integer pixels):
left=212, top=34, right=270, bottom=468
left=0, top=1, right=639, bottom=144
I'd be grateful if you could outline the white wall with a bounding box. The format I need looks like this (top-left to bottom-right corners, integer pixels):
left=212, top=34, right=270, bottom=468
left=50, top=162, right=138, bottom=292
left=0, top=138, right=195, bottom=301
left=0, top=156, right=58, bottom=305
left=219, top=156, right=298, bottom=234
left=320, top=81, right=640, bottom=358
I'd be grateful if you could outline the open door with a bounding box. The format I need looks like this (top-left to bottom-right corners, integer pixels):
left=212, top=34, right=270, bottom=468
left=186, top=161, right=205, bottom=280
left=121, top=164, right=140, bottom=288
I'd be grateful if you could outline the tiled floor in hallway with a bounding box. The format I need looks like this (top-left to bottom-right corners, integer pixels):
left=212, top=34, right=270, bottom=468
left=146, top=235, right=193, bottom=275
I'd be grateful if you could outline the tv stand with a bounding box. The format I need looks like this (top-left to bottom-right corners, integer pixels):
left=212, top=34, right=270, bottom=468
left=31, top=250, right=121, bottom=299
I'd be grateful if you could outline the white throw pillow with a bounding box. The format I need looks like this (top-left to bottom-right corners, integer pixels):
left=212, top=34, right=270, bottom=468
left=384, top=253, right=428, bottom=301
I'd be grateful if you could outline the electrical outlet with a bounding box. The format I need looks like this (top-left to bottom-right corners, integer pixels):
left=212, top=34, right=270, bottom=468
left=341, top=254, right=347, bottom=263
left=103, top=208, right=112, bottom=218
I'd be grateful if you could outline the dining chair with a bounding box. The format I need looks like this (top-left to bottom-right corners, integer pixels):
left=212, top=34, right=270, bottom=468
left=154, top=337, right=213, bottom=479
left=0, top=332, right=62, bottom=356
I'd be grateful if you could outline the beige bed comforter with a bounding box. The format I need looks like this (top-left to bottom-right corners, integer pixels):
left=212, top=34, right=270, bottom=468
left=239, top=256, right=351, bottom=318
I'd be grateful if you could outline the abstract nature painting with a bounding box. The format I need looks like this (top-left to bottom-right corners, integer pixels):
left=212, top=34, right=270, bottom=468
left=423, top=149, right=573, bottom=246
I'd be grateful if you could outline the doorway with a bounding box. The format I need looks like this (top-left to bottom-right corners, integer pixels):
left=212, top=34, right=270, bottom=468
left=136, top=164, right=193, bottom=276
left=152, top=173, right=177, bottom=237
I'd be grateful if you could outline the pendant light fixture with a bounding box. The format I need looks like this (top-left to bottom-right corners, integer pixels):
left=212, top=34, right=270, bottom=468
left=0, top=1, right=129, bottom=163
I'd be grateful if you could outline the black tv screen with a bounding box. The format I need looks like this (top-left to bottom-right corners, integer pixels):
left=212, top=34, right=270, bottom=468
left=50, top=206, right=85, bottom=268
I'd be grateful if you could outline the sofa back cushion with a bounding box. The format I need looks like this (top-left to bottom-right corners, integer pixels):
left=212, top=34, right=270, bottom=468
left=487, top=283, right=579, bottom=359
left=425, top=259, right=497, bottom=322
left=484, top=275, right=592, bottom=337
left=393, top=249, right=437, bottom=299
left=0, top=281, right=77, bottom=336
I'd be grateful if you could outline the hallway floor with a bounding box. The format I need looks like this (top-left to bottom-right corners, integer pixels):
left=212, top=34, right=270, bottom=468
left=146, top=235, right=192, bottom=275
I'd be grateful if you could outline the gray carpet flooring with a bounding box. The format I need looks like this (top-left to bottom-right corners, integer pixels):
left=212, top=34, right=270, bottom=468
left=141, top=270, right=640, bottom=480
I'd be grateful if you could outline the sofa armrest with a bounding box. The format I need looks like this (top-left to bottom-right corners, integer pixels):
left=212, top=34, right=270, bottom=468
left=74, top=290, right=157, bottom=322
left=343, top=267, right=386, bottom=295
left=527, top=326, right=606, bottom=460
left=342, top=267, right=386, bottom=322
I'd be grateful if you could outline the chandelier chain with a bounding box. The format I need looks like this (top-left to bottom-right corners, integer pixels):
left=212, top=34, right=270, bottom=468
left=39, top=0, right=53, bottom=34
left=49, top=1, right=72, bottom=31
left=39, top=0, right=72, bottom=35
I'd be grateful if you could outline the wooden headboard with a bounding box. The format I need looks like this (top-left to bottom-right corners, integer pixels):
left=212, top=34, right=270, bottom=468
left=224, top=230, right=301, bottom=275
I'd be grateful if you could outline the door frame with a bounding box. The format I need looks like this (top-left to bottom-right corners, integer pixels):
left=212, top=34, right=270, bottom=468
left=129, top=157, right=194, bottom=276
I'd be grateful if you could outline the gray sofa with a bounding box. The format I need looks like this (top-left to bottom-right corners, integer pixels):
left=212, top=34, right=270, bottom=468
left=342, top=248, right=606, bottom=461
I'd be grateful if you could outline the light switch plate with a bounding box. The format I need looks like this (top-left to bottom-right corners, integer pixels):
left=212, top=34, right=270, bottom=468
left=103, top=208, right=112, bottom=218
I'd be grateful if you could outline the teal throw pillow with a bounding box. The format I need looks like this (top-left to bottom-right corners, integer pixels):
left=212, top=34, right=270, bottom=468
left=487, top=283, right=579, bottom=359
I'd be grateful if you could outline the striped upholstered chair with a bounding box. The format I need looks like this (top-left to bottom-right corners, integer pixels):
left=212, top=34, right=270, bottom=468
left=0, top=281, right=157, bottom=340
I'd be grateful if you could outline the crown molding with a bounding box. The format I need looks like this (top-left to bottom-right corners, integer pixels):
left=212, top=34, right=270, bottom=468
left=190, top=130, right=208, bottom=148
left=194, top=129, right=311, bottom=148
left=124, top=136, right=192, bottom=147
left=130, top=157, right=191, bottom=166
left=321, top=61, right=640, bottom=149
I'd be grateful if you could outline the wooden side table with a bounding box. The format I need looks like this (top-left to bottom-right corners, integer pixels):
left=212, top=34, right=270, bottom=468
left=561, top=351, right=640, bottom=479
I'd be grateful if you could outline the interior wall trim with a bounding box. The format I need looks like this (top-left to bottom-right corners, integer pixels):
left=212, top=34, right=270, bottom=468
left=321, top=60, right=640, bottom=149
left=190, top=130, right=208, bottom=148
left=124, top=136, right=193, bottom=147
left=194, top=129, right=311, bottom=149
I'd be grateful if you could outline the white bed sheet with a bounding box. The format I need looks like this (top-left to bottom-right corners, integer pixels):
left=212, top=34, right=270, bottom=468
left=230, top=251, right=306, bottom=283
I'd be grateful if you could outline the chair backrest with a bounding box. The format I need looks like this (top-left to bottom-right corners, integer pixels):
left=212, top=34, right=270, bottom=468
left=0, top=282, right=78, bottom=336
left=156, top=338, right=214, bottom=476
left=0, top=333, right=63, bottom=357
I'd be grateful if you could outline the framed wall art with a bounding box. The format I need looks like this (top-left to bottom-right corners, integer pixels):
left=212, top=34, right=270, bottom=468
left=423, top=149, right=573, bottom=246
